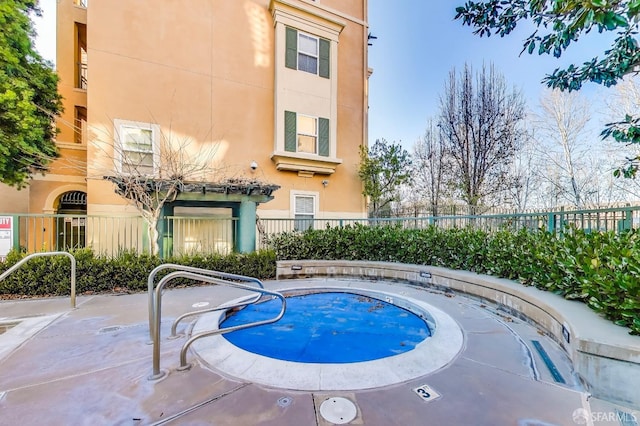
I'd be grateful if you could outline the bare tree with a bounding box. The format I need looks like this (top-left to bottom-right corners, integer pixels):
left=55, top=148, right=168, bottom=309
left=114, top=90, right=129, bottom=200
left=531, top=89, right=595, bottom=208
left=96, top=125, right=222, bottom=255
left=50, top=110, right=280, bottom=255
left=438, top=63, right=526, bottom=208
left=412, top=118, right=450, bottom=216
left=506, top=127, right=538, bottom=210
left=603, top=77, right=640, bottom=199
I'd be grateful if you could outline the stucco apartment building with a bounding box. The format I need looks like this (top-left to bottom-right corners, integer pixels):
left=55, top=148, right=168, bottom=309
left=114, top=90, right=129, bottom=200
left=0, top=0, right=370, bottom=254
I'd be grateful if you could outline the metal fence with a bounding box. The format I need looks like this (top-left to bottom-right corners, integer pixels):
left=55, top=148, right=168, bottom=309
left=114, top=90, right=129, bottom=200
left=0, top=214, right=239, bottom=258
left=10, top=214, right=147, bottom=256
left=1, top=205, right=639, bottom=257
left=255, top=206, right=640, bottom=249
left=164, top=216, right=237, bottom=256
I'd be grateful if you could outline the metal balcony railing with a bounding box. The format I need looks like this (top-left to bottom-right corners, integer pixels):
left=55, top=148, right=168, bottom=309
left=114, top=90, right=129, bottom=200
left=77, top=62, right=87, bottom=89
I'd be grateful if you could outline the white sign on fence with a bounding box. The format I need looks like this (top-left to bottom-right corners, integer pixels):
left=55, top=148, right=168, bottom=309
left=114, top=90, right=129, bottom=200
left=0, top=216, right=13, bottom=260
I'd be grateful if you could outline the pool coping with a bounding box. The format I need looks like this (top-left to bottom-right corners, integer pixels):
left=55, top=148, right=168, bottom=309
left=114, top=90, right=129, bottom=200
left=190, top=285, right=464, bottom=391
left=276, top=260, right=640, bottom=409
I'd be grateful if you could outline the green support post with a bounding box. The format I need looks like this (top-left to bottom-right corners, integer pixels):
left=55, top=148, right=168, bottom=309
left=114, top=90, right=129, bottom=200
left=158, top=205, right=174, bottom=259
left=618, top=208, right=633, bottom=232
left=546, top=213, right=556, bottom=233
left=237, top=200, right=257, bottom=253
left=12, top=215, right=20, bottom=251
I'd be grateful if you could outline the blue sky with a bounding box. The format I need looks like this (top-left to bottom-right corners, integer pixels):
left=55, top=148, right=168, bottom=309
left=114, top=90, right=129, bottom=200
left=34, top=1, right=615, bottom=150
left=367, top=1, right=615, bottom=150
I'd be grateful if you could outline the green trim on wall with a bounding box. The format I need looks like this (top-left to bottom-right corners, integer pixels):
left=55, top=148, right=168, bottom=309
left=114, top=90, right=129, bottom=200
left=318, top=117, right=329, bottom=157
left=285, top=27, right=297, bottom=69
left=319, top=38, right=330, bottom=78
left=285, top=111, right=297, bottom=152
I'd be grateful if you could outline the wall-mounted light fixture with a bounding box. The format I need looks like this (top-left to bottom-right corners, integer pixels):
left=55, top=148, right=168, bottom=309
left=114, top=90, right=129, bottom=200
left=322, top=179, right=329, bottom=187
left=250, top=160, right=258, bottom=171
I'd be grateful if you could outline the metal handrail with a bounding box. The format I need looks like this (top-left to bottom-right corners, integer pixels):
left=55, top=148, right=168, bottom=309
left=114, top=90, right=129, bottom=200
left=178, top=279, right=285, bottom=371
left=149, top=270, right=285, bottom=380
left=146, top=263, right=264, bottom=341
left=169, top=295, right=258, bottom=338
left=0, top=252, right=76, bottom=308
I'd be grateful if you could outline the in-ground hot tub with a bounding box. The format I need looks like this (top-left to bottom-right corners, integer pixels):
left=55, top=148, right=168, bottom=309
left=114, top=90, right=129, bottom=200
left=220, top=290, right=432, bottom=363
left=189, top=286, right=463, bottom=391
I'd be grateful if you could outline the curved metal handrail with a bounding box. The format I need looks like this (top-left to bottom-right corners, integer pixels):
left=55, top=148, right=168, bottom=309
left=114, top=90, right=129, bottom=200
left=150, top=270, right=285, bottom=380
left=0, top=251, right=76, bottom=308
left=169, top=294, right=258, bottom=338
left=178, top=282, right=286, bottom=371
left=146, top=263, right=264, bottom=341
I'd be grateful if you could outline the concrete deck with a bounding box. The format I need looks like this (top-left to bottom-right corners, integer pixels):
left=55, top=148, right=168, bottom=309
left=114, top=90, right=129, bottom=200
left=0, top=278, right=637, bottom=425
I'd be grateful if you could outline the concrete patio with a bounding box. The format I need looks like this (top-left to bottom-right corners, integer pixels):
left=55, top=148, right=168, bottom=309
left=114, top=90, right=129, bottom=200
left=0, top=278, right=637, bottom=425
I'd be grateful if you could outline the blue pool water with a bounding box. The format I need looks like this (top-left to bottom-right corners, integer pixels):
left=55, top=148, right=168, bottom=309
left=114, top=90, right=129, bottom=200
left=220, top=292, right=431, bottom=363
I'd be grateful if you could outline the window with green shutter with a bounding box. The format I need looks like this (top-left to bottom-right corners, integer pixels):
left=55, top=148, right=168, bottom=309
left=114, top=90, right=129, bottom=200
left=284, top=112, right=330, bottom=156
left=285, top=27, right=330, bottom=78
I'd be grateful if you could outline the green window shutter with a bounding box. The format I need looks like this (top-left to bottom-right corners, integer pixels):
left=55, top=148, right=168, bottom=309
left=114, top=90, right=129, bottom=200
left=285, top=27, right=298, bottom=70
left=285, top=111, right=297, bottom=152
left=319, top=38, right=330, bottom=78
left=318, top=117, right=329, bottom=157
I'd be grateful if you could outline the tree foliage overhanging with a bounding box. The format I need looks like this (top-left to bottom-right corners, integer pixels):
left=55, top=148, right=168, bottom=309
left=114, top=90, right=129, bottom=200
left=0, top=0, right=62, bottom=187
left=455, top=0, right=640, bottom=177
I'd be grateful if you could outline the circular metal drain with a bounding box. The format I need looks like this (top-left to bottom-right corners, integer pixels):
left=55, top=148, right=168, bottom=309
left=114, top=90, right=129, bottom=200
left=319, top=397, right=357, bottom=424
left=277, top=396, right=292, bottom=408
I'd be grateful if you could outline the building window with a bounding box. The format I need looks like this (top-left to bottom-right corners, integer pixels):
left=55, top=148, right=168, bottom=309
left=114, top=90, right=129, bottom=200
left=75, top=23, right=87, bottom=89
left=285, top=111, right=330, bottom=156
left=285, top=27, right=330, bottom=78
left=297, top=115, right=317, bottom=153
left=114, top=119, right=160, bottom=176
left=74, top=106, right=87, bottom=144
left=294, top=195, right=315, bottom=231
left=298, top=33, right=318, bottom=74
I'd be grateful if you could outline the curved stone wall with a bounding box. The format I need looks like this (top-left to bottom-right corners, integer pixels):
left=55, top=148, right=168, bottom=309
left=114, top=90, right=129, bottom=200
left=276, top=260, right=640, bottom=409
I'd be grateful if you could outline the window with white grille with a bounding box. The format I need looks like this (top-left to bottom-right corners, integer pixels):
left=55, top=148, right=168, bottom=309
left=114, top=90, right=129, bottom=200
left=114, top=119, right=160, bottom=176
left=294, top=195, right=315, bottom=231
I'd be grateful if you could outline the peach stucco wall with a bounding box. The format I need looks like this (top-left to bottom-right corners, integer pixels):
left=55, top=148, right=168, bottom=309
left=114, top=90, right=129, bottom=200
left=53, top=0, right=368, bottom=218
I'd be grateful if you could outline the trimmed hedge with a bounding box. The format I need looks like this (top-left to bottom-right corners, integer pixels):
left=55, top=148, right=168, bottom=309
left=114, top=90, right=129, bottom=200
left=0, top=248, right=277, bottom=296
left=2, top=224, right=638, bottom=335
left=268, top=224, right=640, bottom=335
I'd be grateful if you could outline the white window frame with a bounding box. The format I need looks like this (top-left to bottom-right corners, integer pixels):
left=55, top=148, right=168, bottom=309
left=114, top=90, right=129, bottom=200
left=297, top=114, right=318, bottom=154
left=298, top=32, right=318, bottom=75
left=291, top=191, right=318, bottom=231
left=113, top=119, right=160, bottom=176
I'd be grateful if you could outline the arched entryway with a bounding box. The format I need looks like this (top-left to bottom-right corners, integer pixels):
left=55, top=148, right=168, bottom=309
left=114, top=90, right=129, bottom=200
left=56, top=191, right=87, bottom=249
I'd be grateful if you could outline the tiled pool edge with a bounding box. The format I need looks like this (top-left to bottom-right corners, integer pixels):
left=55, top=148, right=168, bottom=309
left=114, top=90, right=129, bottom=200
left=276, top=260, right=640, bottom=409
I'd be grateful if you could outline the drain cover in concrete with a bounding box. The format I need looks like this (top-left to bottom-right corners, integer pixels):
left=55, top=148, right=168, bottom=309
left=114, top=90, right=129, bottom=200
left=277, top=396, right=292, bottom=407
left=98, top=325, right=122, bottom=334
left=319, top=397, right=357, bottom=424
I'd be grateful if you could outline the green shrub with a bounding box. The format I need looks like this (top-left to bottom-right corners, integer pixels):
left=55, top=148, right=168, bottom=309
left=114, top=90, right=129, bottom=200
left=2, top=225, right=638, bottom=335
left=268, top=224, right=640, bottom=335
left=0, top=249, right=276, bottom=296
